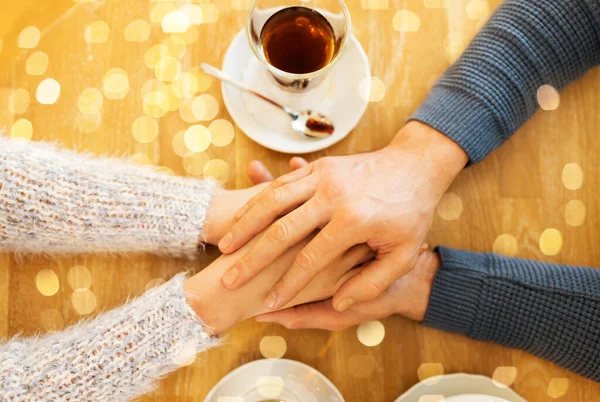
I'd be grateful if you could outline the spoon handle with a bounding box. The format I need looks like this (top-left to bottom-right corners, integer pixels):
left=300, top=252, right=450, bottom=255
left=200, top=63, right=290, bottom=115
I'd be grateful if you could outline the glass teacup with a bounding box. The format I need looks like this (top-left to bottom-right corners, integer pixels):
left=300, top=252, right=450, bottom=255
left=246, top=0, right=352, bottom=92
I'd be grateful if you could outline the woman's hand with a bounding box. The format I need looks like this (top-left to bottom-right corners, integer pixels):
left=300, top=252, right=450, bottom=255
left=253, top=250, right=441, bottom=331
left=218, top=122, right=467, bottom=313
left=183, top=233, right=374, bottom=334
left=203, top=158, right=308, bottom=245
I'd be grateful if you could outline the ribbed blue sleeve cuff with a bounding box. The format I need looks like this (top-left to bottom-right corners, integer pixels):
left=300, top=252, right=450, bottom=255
left=422, top=246, right=489, bottom=336
left=409, top=86, right=506, bottom=164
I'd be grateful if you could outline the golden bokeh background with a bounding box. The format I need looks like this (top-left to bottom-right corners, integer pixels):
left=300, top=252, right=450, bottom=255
left=1, top=0, right=599, bottom=401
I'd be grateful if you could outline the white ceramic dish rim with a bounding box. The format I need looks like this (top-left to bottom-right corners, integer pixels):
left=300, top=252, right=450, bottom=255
left=204, top=358, right=345, bottom=402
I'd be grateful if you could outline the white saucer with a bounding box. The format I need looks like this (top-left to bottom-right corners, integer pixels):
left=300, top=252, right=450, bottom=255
left=221, top=30, right=371, bottom=154
left=205, top=359, right=345, bottom=402
left=394, top=374, right=527, bottom=402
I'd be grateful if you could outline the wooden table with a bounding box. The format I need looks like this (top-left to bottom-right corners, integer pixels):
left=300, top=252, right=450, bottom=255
left=1, top=0, right=599, bottom=400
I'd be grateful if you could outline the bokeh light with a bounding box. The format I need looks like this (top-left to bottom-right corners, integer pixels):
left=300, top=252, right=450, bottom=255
left=259, top=336, right=287, bottom=359
left=78, top=88, right=104, bottom=114
left=36, top=78, right=61, bottom=105
left=436, top=192, right=463, bottom=220
left=84, top=21, right=110, bottom=43
left=102, top=68, right=130, bottom=100
left=393, top=10, right=421, bottom=32
left=18, top=26, right=41, bottom=49
left=539, top=228, right=563, bottom=256
left=8, top=89, right=30, bottom=114
left=357, top=320, right=385, bottom=347
left=36, top=269, right=59, bottom=296
left=71, top=288, right=97, bottom=315
left=25, top=51, right=49, bottom=75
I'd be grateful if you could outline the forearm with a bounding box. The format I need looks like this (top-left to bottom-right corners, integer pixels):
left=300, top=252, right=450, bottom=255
left=0, top=276, right=219, bottom=401
left=0, top=138, right=215, bottom=258
left=424, top=247, right=600, bottom=381
left=410, top=0, right=600, bottom=162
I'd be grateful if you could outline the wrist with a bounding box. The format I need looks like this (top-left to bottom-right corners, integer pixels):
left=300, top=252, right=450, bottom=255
left=387, top=121, right=468, bottom=198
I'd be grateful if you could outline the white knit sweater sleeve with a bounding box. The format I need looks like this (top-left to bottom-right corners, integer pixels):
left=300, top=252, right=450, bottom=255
left=0, top=275, right=220, bottom=401
left=0, top=137, right=216, bottom=258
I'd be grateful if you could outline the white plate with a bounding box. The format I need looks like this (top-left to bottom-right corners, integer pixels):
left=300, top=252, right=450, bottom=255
left=221, top=30, right=371, bottom=154
left=394, top=374, right=527, bottom=402
left=205, top=358, right=345, bottom=402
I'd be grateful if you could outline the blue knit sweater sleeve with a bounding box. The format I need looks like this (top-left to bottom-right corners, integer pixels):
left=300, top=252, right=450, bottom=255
left=424, top=247, right=600, bottom=381
left=410, top=0, right=600, bottom=163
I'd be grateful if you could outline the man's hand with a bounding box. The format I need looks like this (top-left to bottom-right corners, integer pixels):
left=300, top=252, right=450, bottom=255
left=218, top=122, right=467, bottom=312
left=254, top=250, right=441, bottom=330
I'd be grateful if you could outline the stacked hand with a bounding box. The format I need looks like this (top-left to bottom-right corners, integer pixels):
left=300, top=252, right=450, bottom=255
left=218, top=122, right=467, bottom=315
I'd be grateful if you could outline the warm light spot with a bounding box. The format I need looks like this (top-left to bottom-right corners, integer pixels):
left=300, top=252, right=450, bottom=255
left=203, top=159, right=231, bottom=183
left=129, top=153, right=153, bottom=166
left=75, top=112, right=102, bottom=133
left=194, top=94, right=219, bottom=120
left=173, top=72, right=199, bottom=98
left=141, top=78, right=168, bottom=97
left=436, top=192, right=463, bottom=220
left=179, top=98, right=200, bottom=123
left=259, top=336, right=287, bottom=359
left=67, top=265, right=92, bottom=290
left=136, top=142, right=160, bottom=165
left=361, top=0, right=388, bottom=10
left=190, top=66, right=212, bottom=91
left=162, top=11, right=190, bottom=33
left=102, top=68, right=130, bottom=100
left=418, top=363, right=444, bottom=385
left=209, top=119, right=235, bottom=147
left=466, top=0, right=490, bottom=20
left=539, top=228, right=563, bottom=256
left=71, top=288, right=97, bottom=315
left=36, top=78, right=61, bottom=105
left=418, top=396, right=445, bottom=402
left=145, top=278, right=166, bottom=291
left=143, top=90, right=170, bottom=118
left=40, top=309, right=64, bottom=332
left=25, top=51, right=49, bottom=75
left=537, top=85, right=560, bottom=111
left=150, top=2, right=177, bottom=23
left=132, top=116, right=159, bottom=143
left=125, top=19, right=151, bottom=42
left=562, top=163, right=583, bottom=190
left=424, top=0, right=450, bottom=7
left=173, top=339, right=198, bottom=366
left=8, top=89, right=30, bottom=114
left=84, top=21, right=110, bottom=43
left=231, top=0, right=253, bottom=10
left=393, top=10, right=421, bottom=32
left=167, top=84, right=183, bottom=111
left=445, top=32, right=465, bottom=64
left=548, top=378, right=569, bottom=398
left=165, top=35, right=187, bottom=59
left=256, top=376, right=284, bottom=399
left=184, top=125, right=211, bottom=152
left=492, top=234, right=518, bottom=256
left=217, top=398, right=243, bottom=402
left=173, top=131, right=192, bottom=157
left=565, top=200, right=586, bottom=227
left=10, top=119, right=33, bottom=141
left=144, top=44, right=171, bottom=69
left=155, top=166, right=175, bottom=176
left=36, top=269, right=59, bottom=296
left=199, top=4, right=219, bottom=23
left=348, top=354, right=377, bottom=379
left=359, top=76, right=386, bottom=102
left=171, top=26, right=199, bottom=44
left=492, top=366, right=518, bottom=387
left=155, top=56, right=182, bottom=82
left=357, top=320, right=385, bottom=347
left=183, top=152, right=209, bottom=176
left=179, top=4, right=204, bottom=24
left=78, top=88, right=104, bottom=114
left=18, top=26, right=41, bottom=49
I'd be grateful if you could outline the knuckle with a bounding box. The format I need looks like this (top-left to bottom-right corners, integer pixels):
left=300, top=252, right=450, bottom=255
left=295, top=249, right=317, bottom=274
left=317, top=181, right=344, bottom=203
left=267, top=220, right=289, bottom=243
left=272, top=176, right=287, bottom=188
left=264, top=188, right=281, bottom=205
left=362, top=278, right=384, bottom=300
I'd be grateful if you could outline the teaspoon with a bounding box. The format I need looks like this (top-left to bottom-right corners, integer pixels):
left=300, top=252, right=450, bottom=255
left=200, top=63, right=335, bottom=139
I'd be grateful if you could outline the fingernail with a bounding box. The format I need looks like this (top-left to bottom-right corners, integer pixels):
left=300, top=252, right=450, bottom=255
left=264, top=290, right=278, bottom=310
left=219, top=233, right=233, bottom=251
left=421, top=243, right=429, bottom=250
left=336, top=298, right=354, bottom=312
left=222, top=268, right=239, bottom=287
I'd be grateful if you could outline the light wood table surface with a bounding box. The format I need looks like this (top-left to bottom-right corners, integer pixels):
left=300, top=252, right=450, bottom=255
left=1, top=0, right=599, bottom=401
